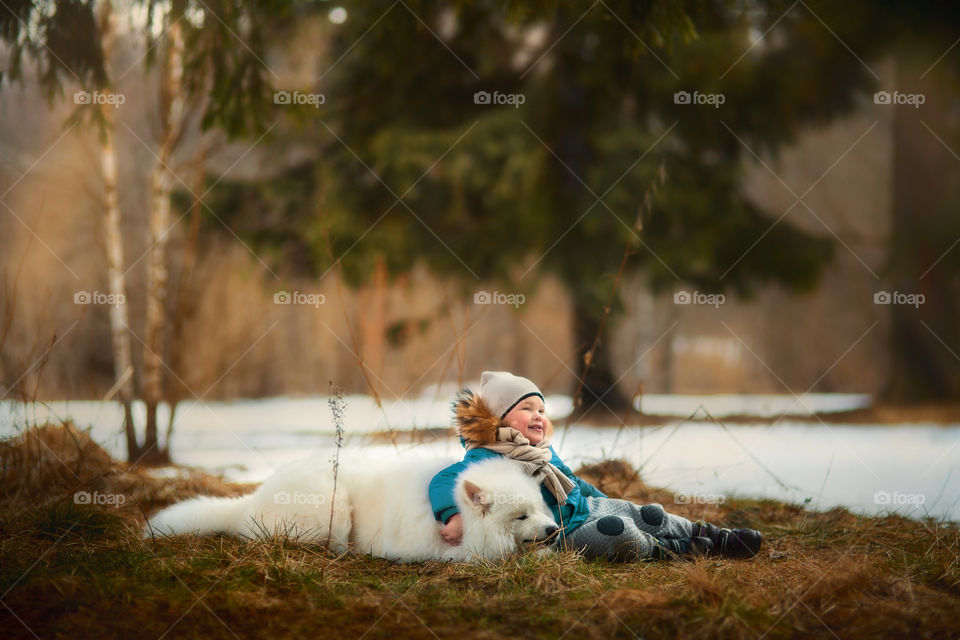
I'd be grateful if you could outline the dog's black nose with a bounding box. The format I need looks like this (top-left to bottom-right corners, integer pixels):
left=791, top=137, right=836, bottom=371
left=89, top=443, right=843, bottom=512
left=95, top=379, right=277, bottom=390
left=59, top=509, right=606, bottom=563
left=544, top=525, right=559, bottom=538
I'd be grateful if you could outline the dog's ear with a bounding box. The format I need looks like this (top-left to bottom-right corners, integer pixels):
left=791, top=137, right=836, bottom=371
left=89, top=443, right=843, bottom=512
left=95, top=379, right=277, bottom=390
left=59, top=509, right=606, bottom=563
left=463, top=480, right=492, bottom=516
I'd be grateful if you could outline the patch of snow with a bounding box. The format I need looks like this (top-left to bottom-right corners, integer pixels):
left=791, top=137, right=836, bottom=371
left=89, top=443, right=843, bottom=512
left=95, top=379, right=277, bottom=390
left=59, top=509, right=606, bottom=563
left=635, top=393, right=872, bottom=418
left=3, top=394, right=955, bottom=522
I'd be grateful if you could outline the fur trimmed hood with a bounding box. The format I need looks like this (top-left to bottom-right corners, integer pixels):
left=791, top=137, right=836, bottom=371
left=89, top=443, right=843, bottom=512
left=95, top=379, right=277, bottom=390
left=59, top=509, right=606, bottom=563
left=452, top=389, right=554, bottom=446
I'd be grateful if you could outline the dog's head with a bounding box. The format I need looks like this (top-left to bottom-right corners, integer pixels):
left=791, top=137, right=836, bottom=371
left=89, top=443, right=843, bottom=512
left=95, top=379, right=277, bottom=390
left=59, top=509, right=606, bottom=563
left=462, top=479, right=558, bottom=546
left=455, top=458, right=559, bottom=552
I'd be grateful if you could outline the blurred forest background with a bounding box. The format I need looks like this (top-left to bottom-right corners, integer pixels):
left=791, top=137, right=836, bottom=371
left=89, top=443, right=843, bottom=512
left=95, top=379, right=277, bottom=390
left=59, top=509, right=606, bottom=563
left=1, top=1, right=958, bottom=461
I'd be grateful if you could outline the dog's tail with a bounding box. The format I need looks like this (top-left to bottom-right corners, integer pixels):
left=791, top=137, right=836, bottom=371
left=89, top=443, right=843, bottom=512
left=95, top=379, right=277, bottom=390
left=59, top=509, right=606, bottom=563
left=144, top=495, right=251, bottom=538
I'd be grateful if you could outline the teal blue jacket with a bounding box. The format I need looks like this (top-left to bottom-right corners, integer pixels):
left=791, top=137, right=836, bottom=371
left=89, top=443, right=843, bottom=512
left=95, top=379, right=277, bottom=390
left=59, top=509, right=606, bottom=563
left=428, top=446, right=607, bottom=540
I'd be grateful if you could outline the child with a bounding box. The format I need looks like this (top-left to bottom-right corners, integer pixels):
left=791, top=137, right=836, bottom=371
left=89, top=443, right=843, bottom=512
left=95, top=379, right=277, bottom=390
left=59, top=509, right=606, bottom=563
left=429, top=371, right=763, bottom=561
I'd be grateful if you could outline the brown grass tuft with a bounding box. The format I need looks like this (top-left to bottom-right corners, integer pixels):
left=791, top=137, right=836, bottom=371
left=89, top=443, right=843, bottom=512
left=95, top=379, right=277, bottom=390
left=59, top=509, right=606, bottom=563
left=0, top=421, right=116, bottom=502
left=684, top=563, right=729, bottom=604
left=0, top=422, right=254, bottom=523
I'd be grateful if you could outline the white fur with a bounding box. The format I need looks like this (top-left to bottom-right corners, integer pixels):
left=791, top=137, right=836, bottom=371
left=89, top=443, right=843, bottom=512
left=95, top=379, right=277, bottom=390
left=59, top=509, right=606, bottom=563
left=145, top=456, right=557, bottom=562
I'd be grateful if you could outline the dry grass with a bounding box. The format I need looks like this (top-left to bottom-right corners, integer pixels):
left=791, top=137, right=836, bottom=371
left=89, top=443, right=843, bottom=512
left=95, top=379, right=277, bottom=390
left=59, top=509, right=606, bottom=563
left=0, top=421, right=254, bottom=517
left=1, top=424, right=958, bottom=639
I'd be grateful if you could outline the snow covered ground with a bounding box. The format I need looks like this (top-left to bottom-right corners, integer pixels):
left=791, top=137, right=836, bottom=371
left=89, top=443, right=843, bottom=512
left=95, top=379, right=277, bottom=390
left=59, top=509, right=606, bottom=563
left=2, top=393, right=956, bottom=522
left=635, top=393, right=872, bottom=417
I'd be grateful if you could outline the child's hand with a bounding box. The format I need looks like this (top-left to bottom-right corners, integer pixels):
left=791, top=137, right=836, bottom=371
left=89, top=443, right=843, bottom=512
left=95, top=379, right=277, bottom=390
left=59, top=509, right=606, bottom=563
left=440, top=514, right=463, bottom=546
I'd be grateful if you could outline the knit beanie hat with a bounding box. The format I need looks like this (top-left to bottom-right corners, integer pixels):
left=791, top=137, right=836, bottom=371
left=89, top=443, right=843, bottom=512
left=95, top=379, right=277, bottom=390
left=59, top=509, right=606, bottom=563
left=479, top=371, right=544, bottom=420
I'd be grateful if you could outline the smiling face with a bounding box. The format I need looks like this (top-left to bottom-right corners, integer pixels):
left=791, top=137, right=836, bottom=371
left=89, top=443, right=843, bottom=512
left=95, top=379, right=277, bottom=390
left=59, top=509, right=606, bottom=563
left=502, top=395, right=547, bottom=445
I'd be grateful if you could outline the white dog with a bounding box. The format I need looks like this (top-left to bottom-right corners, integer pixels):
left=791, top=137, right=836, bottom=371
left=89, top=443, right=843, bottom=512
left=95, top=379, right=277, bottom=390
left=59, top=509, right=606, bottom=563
left=145, top=456, right=558, bottom=562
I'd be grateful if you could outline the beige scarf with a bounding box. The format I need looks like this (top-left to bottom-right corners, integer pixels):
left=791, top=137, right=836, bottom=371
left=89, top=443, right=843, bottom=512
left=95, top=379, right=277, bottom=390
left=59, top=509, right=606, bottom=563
left=465, top=426, right=576, bottom=505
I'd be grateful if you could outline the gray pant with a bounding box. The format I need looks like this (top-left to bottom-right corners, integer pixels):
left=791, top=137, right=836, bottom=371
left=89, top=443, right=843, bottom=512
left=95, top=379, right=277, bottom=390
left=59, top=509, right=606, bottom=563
left=561, top=497, right=695, bottom=561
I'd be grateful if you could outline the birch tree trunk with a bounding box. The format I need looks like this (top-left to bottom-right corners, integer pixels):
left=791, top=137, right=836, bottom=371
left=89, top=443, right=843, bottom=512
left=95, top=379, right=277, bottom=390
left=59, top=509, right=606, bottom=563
left=101, top=110, right=138, bottom=460
left=142, top=12, right=186, bottom=464
left=98, top=1, right=139, bottom=461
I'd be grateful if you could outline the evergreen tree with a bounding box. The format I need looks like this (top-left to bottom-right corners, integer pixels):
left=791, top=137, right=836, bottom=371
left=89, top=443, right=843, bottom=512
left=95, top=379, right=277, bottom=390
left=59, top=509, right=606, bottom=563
left=311, top=0, right=960, bottom=405
left=225, top=0, right=842, bottom=413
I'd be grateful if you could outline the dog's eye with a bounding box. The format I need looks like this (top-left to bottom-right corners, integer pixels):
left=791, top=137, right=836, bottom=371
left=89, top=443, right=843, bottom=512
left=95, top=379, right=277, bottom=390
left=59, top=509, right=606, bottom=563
left=516, top=515, right=528, bottom=521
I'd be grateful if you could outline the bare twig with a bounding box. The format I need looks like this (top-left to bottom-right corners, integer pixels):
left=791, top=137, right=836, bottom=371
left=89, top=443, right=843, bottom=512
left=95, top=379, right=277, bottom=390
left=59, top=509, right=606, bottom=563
left=610, top=379, right=645, bottom=452
left=325, top=383, right=346, bottom=551
left=432, top=301, right=489, bottom=403
left=321, top=228, right=383, bottom=404
left=561, top=163, right=667, bottom=447
left=319, top=224, right=399, bottom=451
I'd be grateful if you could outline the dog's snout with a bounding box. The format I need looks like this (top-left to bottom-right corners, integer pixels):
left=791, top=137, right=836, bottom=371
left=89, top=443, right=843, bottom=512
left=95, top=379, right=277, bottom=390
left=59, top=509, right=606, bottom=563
left=544, top=525, right=559, bottom=539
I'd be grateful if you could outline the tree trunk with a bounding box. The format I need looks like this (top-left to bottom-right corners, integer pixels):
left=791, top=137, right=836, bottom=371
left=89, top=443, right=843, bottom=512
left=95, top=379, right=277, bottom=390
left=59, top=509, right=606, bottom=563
left=101, top=114, right=139, bottom=460
left=142, top=13, right=185, bottom=464
left=571, top=301, right=630, bottom=419
left=359, top=254, right=387, bottom=385
left=886, top=48, right=960, bottom=402
left=658, top=303, right=679, bottom=395
left=98, top=2, right=139, bottom=462
left=165, top=146, right=207, bottom=446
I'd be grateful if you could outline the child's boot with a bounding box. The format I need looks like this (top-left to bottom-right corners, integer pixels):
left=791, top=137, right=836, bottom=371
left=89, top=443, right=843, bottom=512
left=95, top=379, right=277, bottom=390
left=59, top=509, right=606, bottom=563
left=692, top=521, right=763, bottom=558
left=651, top=536, right=714, bottom=561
